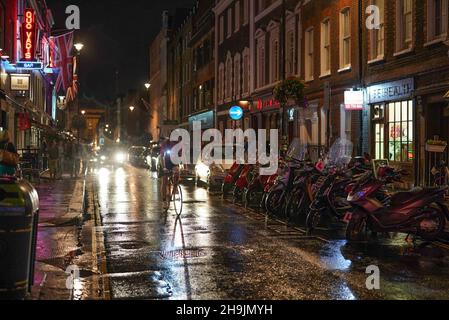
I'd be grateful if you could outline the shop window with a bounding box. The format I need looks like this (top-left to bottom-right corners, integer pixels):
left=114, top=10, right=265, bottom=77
left=372, top=101, right=414, bottom=162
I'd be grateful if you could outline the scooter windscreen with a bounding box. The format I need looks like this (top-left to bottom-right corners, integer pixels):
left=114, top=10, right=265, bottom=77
left=285, top=138, right=308, bottom=162
left=327, top=138, right=353, bottom=168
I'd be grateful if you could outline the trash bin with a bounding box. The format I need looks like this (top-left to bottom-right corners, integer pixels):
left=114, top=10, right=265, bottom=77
left=0, top=177, right=39, bottom=300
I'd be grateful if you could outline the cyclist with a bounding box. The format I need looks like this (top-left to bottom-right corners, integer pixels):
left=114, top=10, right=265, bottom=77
left=159, top=139, right=179, bottom=209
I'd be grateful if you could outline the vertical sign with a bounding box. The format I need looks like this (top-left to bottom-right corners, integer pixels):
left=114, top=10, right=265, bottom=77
left=22, top=8, right=36, bottom=61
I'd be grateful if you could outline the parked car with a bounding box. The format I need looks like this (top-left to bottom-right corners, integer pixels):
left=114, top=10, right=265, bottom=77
left=195, top=148, right=235, bottom=190
left=128, top=146, right=149, bottom=168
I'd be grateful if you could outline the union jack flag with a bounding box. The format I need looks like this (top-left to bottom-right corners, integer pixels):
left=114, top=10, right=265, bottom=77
left=52, top=32, right=74, bottom=94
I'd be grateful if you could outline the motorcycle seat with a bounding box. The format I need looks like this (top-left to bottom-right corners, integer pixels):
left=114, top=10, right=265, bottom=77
left=390, top=188, right=442, bottom=206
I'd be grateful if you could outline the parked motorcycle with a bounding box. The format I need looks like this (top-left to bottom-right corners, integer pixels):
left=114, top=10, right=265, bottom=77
left=242, top=164, right=271, bottom=209
left=305, top=140, right=371, bottom=234
left=232, top=164, right=256, bottom=204
left=345, top=166, right=449, bottom=242
left=264, top=139, right=307, bottom=217
left=222, top=162, right=245, bottom=197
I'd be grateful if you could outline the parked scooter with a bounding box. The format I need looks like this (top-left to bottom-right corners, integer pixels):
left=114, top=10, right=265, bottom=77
left=264, top=139, right=307, bottom=217
left=242, top=164, right=271, bottom=209
left=222, top=162, right=245, bottom=197
left=345, top=166, right=449, bottom=242
left=232, top=164, right=256, bottom=204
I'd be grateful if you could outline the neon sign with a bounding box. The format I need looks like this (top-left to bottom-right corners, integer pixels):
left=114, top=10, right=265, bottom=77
left=257, top=98, right=281, bottom=111
left=22, top=9, right=36, bottom=61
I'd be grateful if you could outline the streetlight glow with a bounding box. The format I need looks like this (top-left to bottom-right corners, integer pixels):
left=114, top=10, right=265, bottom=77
left=129, top=106, right=135, bottom=112
left=81, top=110, right=86, bottom=115
left=145, top=83, right=151, bottom=89
left=74, top=43, right=84, bottom=52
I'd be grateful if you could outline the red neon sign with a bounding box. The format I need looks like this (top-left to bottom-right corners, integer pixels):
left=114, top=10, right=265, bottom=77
left=22, top=9, right=36, bottom=61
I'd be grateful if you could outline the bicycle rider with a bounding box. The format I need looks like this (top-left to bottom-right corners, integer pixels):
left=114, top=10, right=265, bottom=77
left=159, top=138, right=179, bottom=209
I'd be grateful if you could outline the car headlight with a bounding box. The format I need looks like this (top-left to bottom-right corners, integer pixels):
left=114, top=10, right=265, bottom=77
left=115, top=152, right=126, bottom=163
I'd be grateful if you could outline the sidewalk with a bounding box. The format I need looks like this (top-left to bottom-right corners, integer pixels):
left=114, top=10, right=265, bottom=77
left=30, top=175, right=104, bottom=300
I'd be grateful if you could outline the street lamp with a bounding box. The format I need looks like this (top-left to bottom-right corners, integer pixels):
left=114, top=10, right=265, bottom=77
left=74, top=43, right=84, bottom=52
left=129, top=106, right=135, bottom=112
left=81, top=110, right=86, bottom=115
left=144, top=83, right=151, bottom=90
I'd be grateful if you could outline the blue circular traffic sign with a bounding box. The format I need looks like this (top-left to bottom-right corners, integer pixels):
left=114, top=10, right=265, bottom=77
left=229, top=106, right=244, bottom=121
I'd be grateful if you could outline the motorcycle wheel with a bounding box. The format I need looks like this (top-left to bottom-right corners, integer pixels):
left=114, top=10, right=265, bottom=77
left=306, top=209, right=321, bottom=235
left=265, top=189, right=284, bottom=217
left=233, top=187, right=243, bottom=204
left=346, top=214, right=368, bottom=242
left=285, top=191, right=306, bottom=222
left=417, top=206, right=446, bottom=240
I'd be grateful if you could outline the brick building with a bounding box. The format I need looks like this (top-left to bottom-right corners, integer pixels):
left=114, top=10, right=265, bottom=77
left=214, top=0, right=251, bottom=135
left=362, top=0, right=449, bottom=186
left=188, top=0, right=216, bottom=132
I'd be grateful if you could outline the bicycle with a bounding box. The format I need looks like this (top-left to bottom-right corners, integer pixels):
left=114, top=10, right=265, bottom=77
left=164, top=168, right=183, bottom=216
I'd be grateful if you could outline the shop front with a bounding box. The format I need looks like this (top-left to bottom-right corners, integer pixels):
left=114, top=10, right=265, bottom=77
left=367, top=78, right=416, bottom=185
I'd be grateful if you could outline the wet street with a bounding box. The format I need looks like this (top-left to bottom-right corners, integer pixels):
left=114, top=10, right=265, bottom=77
left=92, top=165, right=449, bottom=300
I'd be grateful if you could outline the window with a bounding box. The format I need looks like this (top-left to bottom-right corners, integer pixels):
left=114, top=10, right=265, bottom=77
left=370, top=0, right=385, bottom=60
left=225, top=54, right=233, bottom=99
left=286, top=30, right=295, bottom=77
left=320, top=18, right=331, bottom=76
left=427, top=0, right=448, bottom=41
left=234, top=54, right=241, bottom=98
left=340, top=8, right=351, bottom=69
left=243, top=0, right=249, bottom=25
left=242, top=48, right=250, bottom=95
left=235, top=1, right=240, bottom=32
left=305, top=27, right=314, bottom=81
left=218, top=63, right=225, bottom=102
left=372, top=101, right=414, bottom=162
left=219, top=16, right=224, bottom=44
left=271, top=39, right=280, bottom=83
left=256, top=34, right=266, bottom=88
left=227, top=8, right=232, bottom=38
left=396, top=0, right=413, bottom=51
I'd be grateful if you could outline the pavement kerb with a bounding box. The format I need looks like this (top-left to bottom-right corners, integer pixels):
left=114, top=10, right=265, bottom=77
left=89, top=177, right=111, bottom=300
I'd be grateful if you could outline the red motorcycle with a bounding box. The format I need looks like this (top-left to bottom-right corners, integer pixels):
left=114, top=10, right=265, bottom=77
left=345, top=167, right=449, bottom=242
left=222, top=162, right=245, bottom=197
left=243, top=164, right=272, bottom=209
left=232, top=164, right=255, bottom=204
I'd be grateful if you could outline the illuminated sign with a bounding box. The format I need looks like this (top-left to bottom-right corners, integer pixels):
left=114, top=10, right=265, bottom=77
left=229, top=106, right=244, bottom=121
left=22, top=9, right=36, bottom=61
left=16, top=61, right=43, bottom=70
left=10, top=74, right=30, bottom=91
left=256, top=98, right=281, bottom=111
left=367, top=78, right=414, bottom=104
left=344, top=90, right=364, bottom=111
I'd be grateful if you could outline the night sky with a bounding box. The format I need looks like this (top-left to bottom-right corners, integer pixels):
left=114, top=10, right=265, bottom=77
left=46, top=0, right=195, bottom=104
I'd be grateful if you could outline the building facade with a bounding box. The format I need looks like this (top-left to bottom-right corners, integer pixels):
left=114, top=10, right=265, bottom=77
left=0, top=0, right=63, bottom=154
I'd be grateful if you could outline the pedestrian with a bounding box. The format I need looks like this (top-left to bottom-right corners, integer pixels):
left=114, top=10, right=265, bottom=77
left=72, top=142, right=81, bottom=178
left=58, top=140, right=65, bottom=179
left=0, top=130, right=19, bottom=177
left=41, top=138, right=48, bottom=171
left=48, top=141, right=59, bottom=181
left=66, top=141, right=74, bottom=178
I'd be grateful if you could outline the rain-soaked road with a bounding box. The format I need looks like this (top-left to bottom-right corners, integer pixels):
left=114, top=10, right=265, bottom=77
left=93, top=165, right=449, bottom=300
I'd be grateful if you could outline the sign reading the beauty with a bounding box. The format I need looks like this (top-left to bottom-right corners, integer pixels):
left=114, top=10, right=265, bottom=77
left=10, top=74, right=30, bottom=91
left=367, top=78, right=414, bottom=104
left=22, top=8, right=36, bottom=61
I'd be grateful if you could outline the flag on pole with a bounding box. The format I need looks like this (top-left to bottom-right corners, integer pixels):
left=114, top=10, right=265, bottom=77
left=53, top=32, right=74, bottom=93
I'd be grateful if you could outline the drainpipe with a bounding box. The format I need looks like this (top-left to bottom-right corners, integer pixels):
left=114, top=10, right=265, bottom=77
left=358, top=0, right=365, bottom=156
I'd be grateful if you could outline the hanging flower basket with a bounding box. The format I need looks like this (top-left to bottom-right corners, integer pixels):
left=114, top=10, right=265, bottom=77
left=273, top=77, right=306, bottom=107
left=426, top=140, right=447, bottom=153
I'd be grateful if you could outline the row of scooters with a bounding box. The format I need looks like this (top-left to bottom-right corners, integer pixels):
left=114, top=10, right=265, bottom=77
left=222, top=157, right=449, bottom=242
